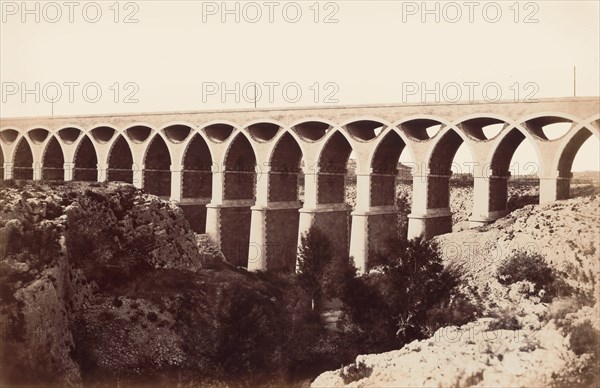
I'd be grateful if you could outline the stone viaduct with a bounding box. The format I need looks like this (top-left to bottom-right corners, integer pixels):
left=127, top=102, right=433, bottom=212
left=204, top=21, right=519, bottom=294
left=1, top=97, right=598, bottom=273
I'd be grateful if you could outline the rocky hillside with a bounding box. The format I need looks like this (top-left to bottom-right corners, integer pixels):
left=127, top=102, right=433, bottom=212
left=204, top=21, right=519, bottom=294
left=0, top=181, right=205, bottom=385
left=0, top=181, right=335, bottom=387
left=313, top=194, right=600, bottom=387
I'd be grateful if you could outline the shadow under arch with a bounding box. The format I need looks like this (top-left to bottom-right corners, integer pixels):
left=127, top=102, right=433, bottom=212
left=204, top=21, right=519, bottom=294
left=143, top=135, right=171, bottom=197
left=269, top=132, right=303, bottom=202
left=291, top=118, right=334, bottom=142
left=0, top=145, right=4, bottom=179
left=520, top=112, right=580, bottom=141
left=245, top=120, right=282, bottom=143
left=341, top=117, right=390, bottom=142
left=310, top=130, right=354, bottom=257
left=182, top=133, right=213, bottom=198
left=180, top=133, right=214, bottom=233
left=0, top=129, right=19, bottom=145
left=263, top=132, right=305, bottom=271
left=370, top=127, right=413, bottom=209
left=201, top=120, right=238, bottom=143
left=223, top=133, right=256, bottom=201
left=73, top=135, right=98, bottom=182
left=220, top=132, right=257, bottom=267
left=107, top=135, right=134, bottom=184
left=13, top=137, right=33, bottom=180
left=42, top=136, right=64, bottom=181
left=318, top=130, right=354, bottom=203
left=395, top=115, right=450, bottom=141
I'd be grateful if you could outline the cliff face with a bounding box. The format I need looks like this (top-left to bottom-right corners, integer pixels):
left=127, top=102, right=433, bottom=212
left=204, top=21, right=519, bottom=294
left=0, top=181, right=202, bottom=385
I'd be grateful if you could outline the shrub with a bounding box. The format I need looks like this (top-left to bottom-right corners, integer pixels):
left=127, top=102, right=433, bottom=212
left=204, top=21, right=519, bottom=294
left=424, top=290, right=480, bottom=336
left=112, top=296, right=123, bottom=308
left=342, top=237, right=463, bottom=349
left=146, top=311, right=158, bottom=323
left=487, top=307, right=522, bottom=331
left=569, top=322, right=600, bottom=357
left=340, top=360, right=373, bottom=384
left=497, top=251, right=556, bottom=295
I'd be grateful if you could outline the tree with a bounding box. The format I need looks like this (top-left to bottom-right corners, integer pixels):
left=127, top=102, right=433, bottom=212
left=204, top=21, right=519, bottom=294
left=297, top=225, right=356, bottom=310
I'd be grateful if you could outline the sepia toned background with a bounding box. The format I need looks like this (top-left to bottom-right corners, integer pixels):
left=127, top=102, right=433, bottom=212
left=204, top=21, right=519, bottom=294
left=1, top=0, right=599, bottom=170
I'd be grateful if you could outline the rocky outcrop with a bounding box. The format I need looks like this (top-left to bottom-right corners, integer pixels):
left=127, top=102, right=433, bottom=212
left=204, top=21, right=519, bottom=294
left=312, top=194, right=600, bottom=387
left=0, top=181, right=202, bottom=386
left=312, top=317, right=585, bottom=387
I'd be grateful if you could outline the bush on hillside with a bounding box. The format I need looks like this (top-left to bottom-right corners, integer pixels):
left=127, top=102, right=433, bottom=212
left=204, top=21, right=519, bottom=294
left=496, top=250, right=572, bottom=301
left=497, top=251, right=554, bottom=290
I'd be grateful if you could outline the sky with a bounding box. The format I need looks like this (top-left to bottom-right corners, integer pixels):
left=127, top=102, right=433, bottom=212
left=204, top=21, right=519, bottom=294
left=1, top=0, right=598, bottom=171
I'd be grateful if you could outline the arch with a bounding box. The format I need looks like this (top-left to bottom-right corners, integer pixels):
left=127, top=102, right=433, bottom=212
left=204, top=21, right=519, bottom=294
left=488, top=124, right=544, bottom=179
left=428, top=129, right=465, bottom=175
left=42, top=136, right=64, bottom=181
left=182, top=133, right=213, bottom=199
left=489, top=128, right=527, bottom=174
left=124, top=125, right=151, bottom=143
left=423, top=128, right=476, bottom=215
left=144, top=135, right=171, bottom=197
left=292, top=120, right=332, bottom=142
left=107, top=135, right=134, bottom=183
left=371, top=130, right=407, bottom=173
left=486, top=127, right=534, bottom=213
left=203, top=122, right=236, bottom=142
left=370, top=130, right=408, bottom=208
left=223, top=133, right=256, bottom=201
left=246, top=122, right=280, bottom=142
left=523, top=114, right=575, bottom=140
left=0, top=129, right=19, bottom=144
left=28, top=128, right=49, bottom=144
left=90, top=126, right=116, bottom=143
left=397, top=116, right=447, bottom=141
left=163, top=124, right=192, bottom=143
left=180, top=133, right=213, bottom=233
left=73, top=136, right=98, bottom=181
left=13, top=137, right=33, bottom=180
left=318, top=131, right=353, bottom=204
left=344, top=119, right=387, bottom=141
left=220, top=133, right=257, bottom=267
left=58, top=127, right=81, bottom=144
left=458, top=117, right=508, bottom=141
left=269, top=132, right=303, bottom=202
